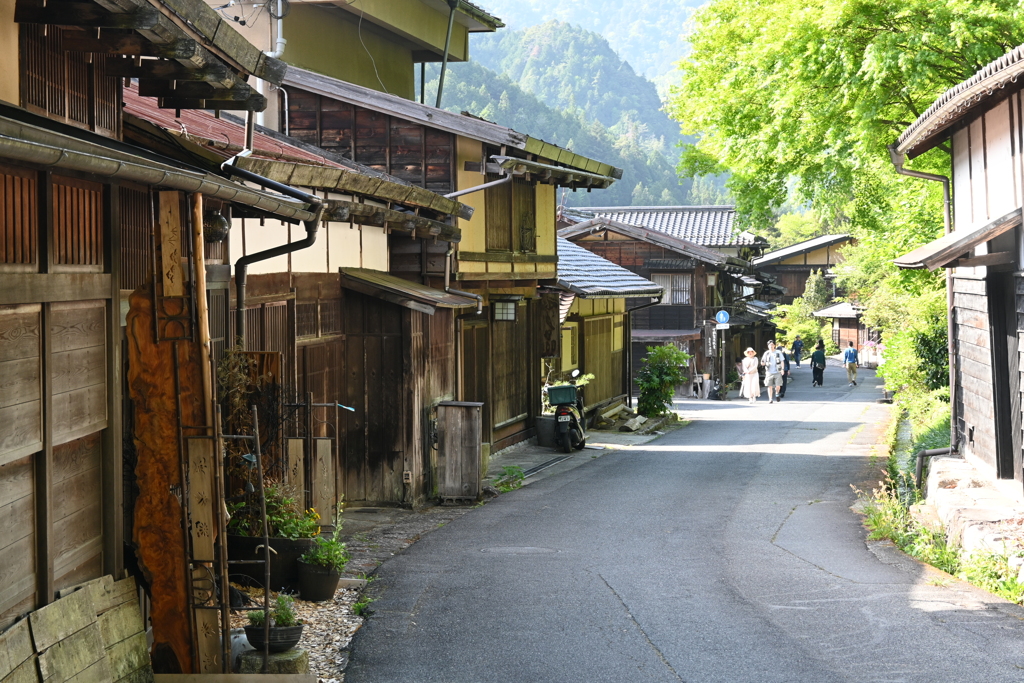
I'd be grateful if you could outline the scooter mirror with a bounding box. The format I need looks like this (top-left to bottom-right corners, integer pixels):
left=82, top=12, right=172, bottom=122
left=571, top=369, right=581, bottom=378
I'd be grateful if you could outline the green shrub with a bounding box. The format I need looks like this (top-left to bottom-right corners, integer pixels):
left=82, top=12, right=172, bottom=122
left=300, top=536, right=349, bottom=572
left=248, top=594, right=301, bottom=627
left=635, top=344, right=690, bottom=417
left=228, top=484, right=321, bottom=539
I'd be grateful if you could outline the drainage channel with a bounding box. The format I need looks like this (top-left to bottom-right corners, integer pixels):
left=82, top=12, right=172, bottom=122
left=522, top=456, right=571, bottom=478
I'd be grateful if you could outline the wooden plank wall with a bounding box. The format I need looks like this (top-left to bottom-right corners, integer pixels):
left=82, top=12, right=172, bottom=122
left=286, top=88, right=454, bottom=192
left=953, top=276, right=997, bottom=472
left=583, top=316, right=614, bottom=407
left=490, top=305, right=529, bottom=430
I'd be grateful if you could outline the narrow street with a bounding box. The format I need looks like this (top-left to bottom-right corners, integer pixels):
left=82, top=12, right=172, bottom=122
left=346, top=366, right=1024, bottom=683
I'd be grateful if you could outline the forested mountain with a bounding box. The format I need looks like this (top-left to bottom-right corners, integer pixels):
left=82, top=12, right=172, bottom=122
left=475, top=0, right=703, bottom=91
left=425, top=59, right=690, bottom=206
left=469, top=21, right=679, bottom=143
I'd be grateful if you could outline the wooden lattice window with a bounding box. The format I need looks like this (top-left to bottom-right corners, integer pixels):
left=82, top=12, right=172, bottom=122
left=20, top=25, right=121, bottom=137
left=52, top=176, right=104, bottom=270
left=0, top=166, right=39, bottom=271
left=119, top=185, right=152, bottom=291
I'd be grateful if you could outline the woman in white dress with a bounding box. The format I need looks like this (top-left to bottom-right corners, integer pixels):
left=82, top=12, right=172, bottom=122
left=740, top=347, right=761, bottom=403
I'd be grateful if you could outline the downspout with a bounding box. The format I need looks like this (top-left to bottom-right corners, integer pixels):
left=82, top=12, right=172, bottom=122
left=887, top=144, right=957, bottom=452
left=444, top=173, right=511, bottom=199
left=435, top=0, right=459, bottom=109
left=222, top=158, right=324, bottom=344
left=445, top=244, right=482, bottom=314
left=256, top=0, right=287, bottom=127
left=624, top=296, right=664, bottom=407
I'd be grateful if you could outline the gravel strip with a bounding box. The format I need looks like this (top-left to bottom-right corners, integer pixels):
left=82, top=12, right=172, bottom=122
left=231, top=504, right=474, bottom=681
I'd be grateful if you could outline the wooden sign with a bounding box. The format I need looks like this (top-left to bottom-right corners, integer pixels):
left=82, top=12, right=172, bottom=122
left=158, top=192, right=184, bottom=297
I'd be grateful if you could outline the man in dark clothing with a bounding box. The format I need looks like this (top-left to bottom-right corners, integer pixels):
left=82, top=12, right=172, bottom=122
left=778, top=344, right=791, bottom=398
left=792, top=336, right=804, bottom=367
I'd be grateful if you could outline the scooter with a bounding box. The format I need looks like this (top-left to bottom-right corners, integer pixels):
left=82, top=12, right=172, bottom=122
left=548, top=369, right=587, bottom=453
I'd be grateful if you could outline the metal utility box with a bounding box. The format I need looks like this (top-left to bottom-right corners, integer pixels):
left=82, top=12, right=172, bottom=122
left=437, top=401, right=484, bottom=505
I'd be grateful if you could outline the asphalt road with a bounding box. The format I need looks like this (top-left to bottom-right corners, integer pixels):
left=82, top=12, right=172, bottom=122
left=346, top=367, right=1024, bottom=682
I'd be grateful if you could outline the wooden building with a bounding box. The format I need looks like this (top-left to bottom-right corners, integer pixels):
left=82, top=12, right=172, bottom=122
left=813, top=302, right=869, bottom=348
left=557, top=211, right=775, bottom=389
left=264, top=67, right=620, bottom=457
left=753, top=234, right=854, bottom=304
left=551, top=237, right=662, bottom=411
left=893, top=43, right=1024, bottom=491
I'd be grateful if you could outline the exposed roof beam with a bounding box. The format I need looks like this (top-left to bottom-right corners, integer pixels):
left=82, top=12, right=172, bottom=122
left=15, top=1, right=162, bottom=30
left=322, top=199, right=460, bottom=242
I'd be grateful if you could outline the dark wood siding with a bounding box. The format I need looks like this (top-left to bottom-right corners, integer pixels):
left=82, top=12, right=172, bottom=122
left=286, top=88, right=453, bottom=193
left=119, top=185, right=153, bottom=292
left=52, top=177, right=104, bottom=269
left=953, top=276, right=997, bottom=471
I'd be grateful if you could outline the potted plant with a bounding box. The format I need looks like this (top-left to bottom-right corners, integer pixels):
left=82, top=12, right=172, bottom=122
left=244, top=594, right=304, bottom=653
left=227, top=484, right=321, bottom=592
left=297, top=536, right=350, bottom=602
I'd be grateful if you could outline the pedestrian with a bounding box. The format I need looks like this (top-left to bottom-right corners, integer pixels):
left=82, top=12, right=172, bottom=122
left=844, top=341, right=859, bottom=386
left=792, top=336, right=804, bottom=367
left=777, top=344, right=791, bottom=399
left=740, top=347, right=761, bottom=404
left=760, top=340, right=785, bottom=403
left=810, top=340, right=826, bottom=387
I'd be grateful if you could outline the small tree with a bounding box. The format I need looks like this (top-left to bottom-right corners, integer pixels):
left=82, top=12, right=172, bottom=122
left=635, top=345, right=690, bottom=417
left=803, top=269, right=830, bottom=312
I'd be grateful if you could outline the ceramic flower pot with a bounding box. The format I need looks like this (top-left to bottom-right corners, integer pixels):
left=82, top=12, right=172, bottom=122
left=243, top=624, right=304, bottom=653
left=297, top=560, right=341, bottom=602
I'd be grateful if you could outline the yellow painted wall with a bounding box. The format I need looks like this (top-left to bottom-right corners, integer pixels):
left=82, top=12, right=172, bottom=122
left=535, top=184, right=556, bottom=256
left=455, top=136, right=487, bottom=253
left=0, top=0, right=19, bottom=105
left=339, top=0, right=469, bottom=61
left=286, top=5, right=415, bottom=99
left=804, top=246, right=832, bottom=265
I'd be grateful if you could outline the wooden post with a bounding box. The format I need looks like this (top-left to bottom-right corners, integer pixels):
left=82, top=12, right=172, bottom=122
left=188, top=193, right=222, bottom=673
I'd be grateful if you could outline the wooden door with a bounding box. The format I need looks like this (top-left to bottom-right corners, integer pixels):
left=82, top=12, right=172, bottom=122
left=461, top=321, right=490, bottom=442
left=989, top=272, right=1021, bottom=482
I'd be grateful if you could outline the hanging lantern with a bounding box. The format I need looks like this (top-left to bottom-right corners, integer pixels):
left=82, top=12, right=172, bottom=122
left=203, top=210, right=231, bottom=243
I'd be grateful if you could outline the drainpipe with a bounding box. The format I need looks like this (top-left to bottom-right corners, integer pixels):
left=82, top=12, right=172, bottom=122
left=444, top=173, right=511, bottom=199
left=887, top=144, right=956, bottom=453
left=435, top=0, right=459, bottom=109
left=444, top=244, right=482, bottom=314
left=222, top=158, right=323, bottom=344
left=256, top=0, right=287, bottom=127
left=624, top=296, right=664, bottom=407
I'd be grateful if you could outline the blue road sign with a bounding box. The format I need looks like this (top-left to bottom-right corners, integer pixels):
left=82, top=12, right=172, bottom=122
left=715, top=310, right=730, bottom=324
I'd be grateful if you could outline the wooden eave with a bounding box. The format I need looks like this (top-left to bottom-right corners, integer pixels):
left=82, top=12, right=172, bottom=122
left=283, top=66, right=621, bottom=178
left=340, top=267, right=478, bottom=315
left=15, top=0, right=285, bottom=111
left=893, top=208, right=1022, bottom=271
left=237, top=157, right=472, bottom=220
left=490, top=155, right=616, bottom=189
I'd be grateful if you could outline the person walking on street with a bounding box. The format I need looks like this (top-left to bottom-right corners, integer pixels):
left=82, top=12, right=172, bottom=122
left=844, top=341, right=859, bottom=386
left=740, top=347, right=761, bottom=404
left=777, top=344, right=791, bottom=399
left=761, top=340, right=785, bottom=403
left=792, top=336, right=804, bottom=367
left=810, top=340, right=826, bottom=387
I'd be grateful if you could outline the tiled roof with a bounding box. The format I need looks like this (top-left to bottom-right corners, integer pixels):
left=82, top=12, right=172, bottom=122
left=562, top=206, right=764, bottom=248
left=556, top=238, right=662, bottom=299
left=898, top=44, right=1024, bottom=157
left=753, top=234, right=852, bottom=266
left=813, top=302, right=863, bottom=319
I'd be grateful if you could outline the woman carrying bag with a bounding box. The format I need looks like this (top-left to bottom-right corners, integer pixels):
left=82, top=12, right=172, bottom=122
left=740, top=347, right=761, bottom=403
left=810, top=340, right=827, bottom=387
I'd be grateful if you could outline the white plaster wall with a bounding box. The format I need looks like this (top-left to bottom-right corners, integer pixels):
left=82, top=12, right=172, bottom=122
left=984, top=99, right=1017, bottom=218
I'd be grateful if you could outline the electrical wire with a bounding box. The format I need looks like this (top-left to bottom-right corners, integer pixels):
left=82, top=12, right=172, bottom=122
left=344, top=0, right=389, bottom=94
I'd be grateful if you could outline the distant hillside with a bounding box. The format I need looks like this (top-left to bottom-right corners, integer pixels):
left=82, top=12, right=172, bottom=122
left=469, top=21, right=679, bottom=144
left=475, top=0, right=701, bottom=89
left=425, top=60, right=690, bottom=207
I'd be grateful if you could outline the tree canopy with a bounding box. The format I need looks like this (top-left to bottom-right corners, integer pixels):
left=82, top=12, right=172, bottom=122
left=669, top=0, right=1024, bottom=409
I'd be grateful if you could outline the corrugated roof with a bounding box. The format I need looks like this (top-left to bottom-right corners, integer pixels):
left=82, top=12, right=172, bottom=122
left=562, top=206, right=764, bottom=248
left=753, top=234, right=852, bottom=266
left=556, top=238, right=662, bottom=299
left=897, top=44, right=1024, bottom=157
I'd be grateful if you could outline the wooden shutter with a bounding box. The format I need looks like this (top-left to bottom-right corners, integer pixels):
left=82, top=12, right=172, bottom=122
left=485, top=174, right=513, bottom=251
left=119, top=185, right=152, bottom=291
left=0, top=166, right=39, bottom=271
left=513, top=178, right=536, bottom=252
left=52, top=177, right=104, bottom=271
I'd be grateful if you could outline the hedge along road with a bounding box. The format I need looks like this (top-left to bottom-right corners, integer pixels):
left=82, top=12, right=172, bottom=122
left=344, top=368, right=1024, bottom=683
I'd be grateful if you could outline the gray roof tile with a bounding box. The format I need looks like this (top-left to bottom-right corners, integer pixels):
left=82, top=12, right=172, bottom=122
left=556, top=238, right=662, bottom=298
left=563, top=205, right=763, bottom=247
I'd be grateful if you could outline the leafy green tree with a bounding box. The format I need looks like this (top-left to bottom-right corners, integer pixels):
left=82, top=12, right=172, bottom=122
left=635, top=344, right=690, bottom=417
left=803, top=270, right=830, bottom=313
left=668, top=0, right=1024, bottom=409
